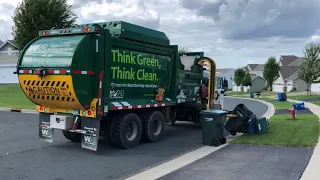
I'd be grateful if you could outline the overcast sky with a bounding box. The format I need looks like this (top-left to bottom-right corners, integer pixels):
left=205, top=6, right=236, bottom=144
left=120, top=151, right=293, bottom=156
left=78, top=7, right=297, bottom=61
left=1, top=0, right=320, bottom=68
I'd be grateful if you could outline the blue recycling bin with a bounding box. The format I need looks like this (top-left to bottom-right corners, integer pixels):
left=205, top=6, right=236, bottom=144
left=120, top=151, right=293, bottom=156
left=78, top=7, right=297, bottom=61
left=293, top=102, right=305, bottom=110
left=250, top=92, right=254, bottom=98
left=278, top=93, right=287, bottom=101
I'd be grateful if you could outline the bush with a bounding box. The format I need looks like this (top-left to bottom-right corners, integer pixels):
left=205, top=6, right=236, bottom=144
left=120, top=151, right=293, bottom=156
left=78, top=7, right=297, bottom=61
left=290, top=87, right=297, bottom=92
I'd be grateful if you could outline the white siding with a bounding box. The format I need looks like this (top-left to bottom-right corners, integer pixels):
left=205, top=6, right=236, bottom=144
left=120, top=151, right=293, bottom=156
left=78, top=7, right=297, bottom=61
left=272, top=77, right=284, bottom=92
left=0, top=65, right=18, bottom=84
left=287, top=80, right=294, bottom=92
left=311, top=83, right=320, bottom=93
left=218, top=69, right=235, bottom=89
left=232, top=85, right=242, bottom=92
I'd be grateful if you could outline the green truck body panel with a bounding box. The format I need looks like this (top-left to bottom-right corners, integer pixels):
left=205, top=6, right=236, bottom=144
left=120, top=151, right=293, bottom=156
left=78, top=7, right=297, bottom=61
left=16, top=21, right=208, bottom=114
left=83, top=21, right=170, bottom=47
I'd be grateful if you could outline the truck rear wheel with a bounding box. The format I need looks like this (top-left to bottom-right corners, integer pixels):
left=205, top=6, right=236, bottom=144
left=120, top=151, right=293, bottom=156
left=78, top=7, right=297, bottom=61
left=141, top=111, right=165, bottom=142
left=110, top=113, right=142, bottom=149
left=62, top=130, right=81, bottom=142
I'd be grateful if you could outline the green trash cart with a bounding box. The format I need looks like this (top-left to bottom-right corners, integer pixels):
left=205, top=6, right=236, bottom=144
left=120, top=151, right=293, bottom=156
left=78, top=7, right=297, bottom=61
left=200, top=109, right=227, bottom=146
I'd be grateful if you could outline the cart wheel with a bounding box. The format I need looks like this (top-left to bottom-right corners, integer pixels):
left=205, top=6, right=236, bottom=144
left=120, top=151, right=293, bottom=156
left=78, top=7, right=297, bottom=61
left=219, top=137, right=227, bottom=144
left=230, top=131, right=237, bottom=136
left=211, top=139, right=220, bottom=147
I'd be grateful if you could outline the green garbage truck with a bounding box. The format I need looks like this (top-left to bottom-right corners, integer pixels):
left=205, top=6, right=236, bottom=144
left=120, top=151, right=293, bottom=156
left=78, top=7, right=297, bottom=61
left=16, top=21, right=222, bottom=151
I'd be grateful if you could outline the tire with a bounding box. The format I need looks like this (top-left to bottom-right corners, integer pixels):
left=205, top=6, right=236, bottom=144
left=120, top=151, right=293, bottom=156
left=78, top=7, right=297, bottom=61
left=62, top=130, right=81, bottom=142
left=211, top=139, right=220, bottom=146
left=141, top=111, right=166, bottom=142
left=110, top=113, right=142, bottom=149
left=230, top=130, right=237, bottom=136
left=219, top=137, right=227, bottom=144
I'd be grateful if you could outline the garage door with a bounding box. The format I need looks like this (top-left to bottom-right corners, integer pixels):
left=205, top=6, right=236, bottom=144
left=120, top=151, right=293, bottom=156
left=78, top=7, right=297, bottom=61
left=272, top=84, right=283, bottom=92
left=0, top=66, right=18, bottom=84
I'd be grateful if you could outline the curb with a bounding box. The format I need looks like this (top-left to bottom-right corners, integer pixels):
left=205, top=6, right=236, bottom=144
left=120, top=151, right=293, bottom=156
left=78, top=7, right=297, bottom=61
left=0, top=107, right=38, bottom=114
left=226, top=96, right=275, bottom=119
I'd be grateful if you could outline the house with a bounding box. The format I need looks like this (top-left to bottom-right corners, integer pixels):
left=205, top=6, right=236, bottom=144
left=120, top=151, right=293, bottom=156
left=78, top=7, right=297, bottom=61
left=272, top=56, right=307, bottom=92
left=0, top=40, right=19, bottom=84
left=248, top=74, right=265, bottom=92
left=232, top=73, right=265, bottom=92
left=216, top=68, right=235, bottom=89
left=245, top=64, right=265, bottom=78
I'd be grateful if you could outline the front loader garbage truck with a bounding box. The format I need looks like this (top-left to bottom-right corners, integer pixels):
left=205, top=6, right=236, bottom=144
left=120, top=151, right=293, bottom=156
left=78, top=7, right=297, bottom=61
left=16, top=21, right=221, bottom=151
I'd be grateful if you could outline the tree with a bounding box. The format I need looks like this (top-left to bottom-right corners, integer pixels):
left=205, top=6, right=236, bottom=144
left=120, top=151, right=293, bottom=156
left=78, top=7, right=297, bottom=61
left=298, top=43, right=320, bottom=95
left=179, top=46, right=190, bottom=53
left=243, top=72, right=252, bottom=87
left=263, top=57, right=280, bottom=93
left=233, top=68, right=246, bottom=91
left=12, top=0, right=77, bottom=50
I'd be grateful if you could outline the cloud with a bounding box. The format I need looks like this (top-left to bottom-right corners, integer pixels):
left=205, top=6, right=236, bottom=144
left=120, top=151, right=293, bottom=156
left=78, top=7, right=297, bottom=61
left=179, top=0, right=320, bottom=40
left=0, top=0, right=318, bottom=69
left=0, top=2, right=16, bottom=41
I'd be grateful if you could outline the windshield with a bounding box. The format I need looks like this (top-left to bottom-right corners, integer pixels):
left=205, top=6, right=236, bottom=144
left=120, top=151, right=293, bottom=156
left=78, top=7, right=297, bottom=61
left=180, top=55, right=196, bottom=70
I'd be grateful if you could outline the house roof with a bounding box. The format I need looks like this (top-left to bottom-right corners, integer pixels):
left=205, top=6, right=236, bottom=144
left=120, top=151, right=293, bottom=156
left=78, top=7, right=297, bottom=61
left=217, top=68, right=233, bottom=73
left=8, top=40, right=16, bottom=46
left=250, top=74, right=264, bottom=81
left=247, top=64, right=264, bottom=71
left=248, top=64, right=259, bottom=71
left=288, top=57, right=305, bottom=66
left=0, top=40, right=17, bottom=50
left=279, top=55, right=299, bottom=66
left=254, top=64, right=264, bottom=71
left=279, top=66, right=298, bottom=79
left=0, top=40, right=3, bottom=46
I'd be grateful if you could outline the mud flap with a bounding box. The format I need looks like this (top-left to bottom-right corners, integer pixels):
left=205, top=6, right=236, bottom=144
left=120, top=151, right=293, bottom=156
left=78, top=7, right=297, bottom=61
left=81, top=117, right=101, bottom=151
left=39, top=113, right=54, bottom=143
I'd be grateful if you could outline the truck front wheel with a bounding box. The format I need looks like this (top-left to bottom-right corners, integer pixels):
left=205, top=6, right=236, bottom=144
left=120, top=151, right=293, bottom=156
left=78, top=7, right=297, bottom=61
left=111, top=113, right=142, bottom=149
left=62, top=130, right=81, bottom=142
left=141, top=111, right=166, bottom=142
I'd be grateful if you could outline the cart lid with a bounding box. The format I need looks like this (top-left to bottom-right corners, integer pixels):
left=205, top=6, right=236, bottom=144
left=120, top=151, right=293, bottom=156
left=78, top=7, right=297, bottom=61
left=200, top=109, right=227, bottom=115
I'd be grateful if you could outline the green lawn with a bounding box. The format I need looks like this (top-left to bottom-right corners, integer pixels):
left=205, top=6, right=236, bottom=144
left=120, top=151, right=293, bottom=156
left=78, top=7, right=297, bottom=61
left=229, top=96, right=320, bottom=148
left=288, top=94, right=320, bottom=100
left=0, top=84, right=35, bottom=110
left=254, top=97, right=295, bottom=110
left=229, top=114, right=319, bottom=148
left=312, top=101, right=320, bottom=106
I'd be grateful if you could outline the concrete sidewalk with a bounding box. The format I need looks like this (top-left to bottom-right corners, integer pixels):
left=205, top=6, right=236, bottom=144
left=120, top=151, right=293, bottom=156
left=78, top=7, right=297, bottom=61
left=285, top=99, right=320, bottom=180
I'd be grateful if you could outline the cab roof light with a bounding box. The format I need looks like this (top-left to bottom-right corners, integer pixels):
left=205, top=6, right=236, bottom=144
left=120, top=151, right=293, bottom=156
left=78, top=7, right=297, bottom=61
left=83, top=27, right=87, bottom=33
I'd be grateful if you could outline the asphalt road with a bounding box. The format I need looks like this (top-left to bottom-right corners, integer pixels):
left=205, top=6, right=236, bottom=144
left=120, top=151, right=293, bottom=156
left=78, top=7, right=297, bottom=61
left=0, top=97, right=267, bottom=180
left=159, top=144, right=313, bottom=180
